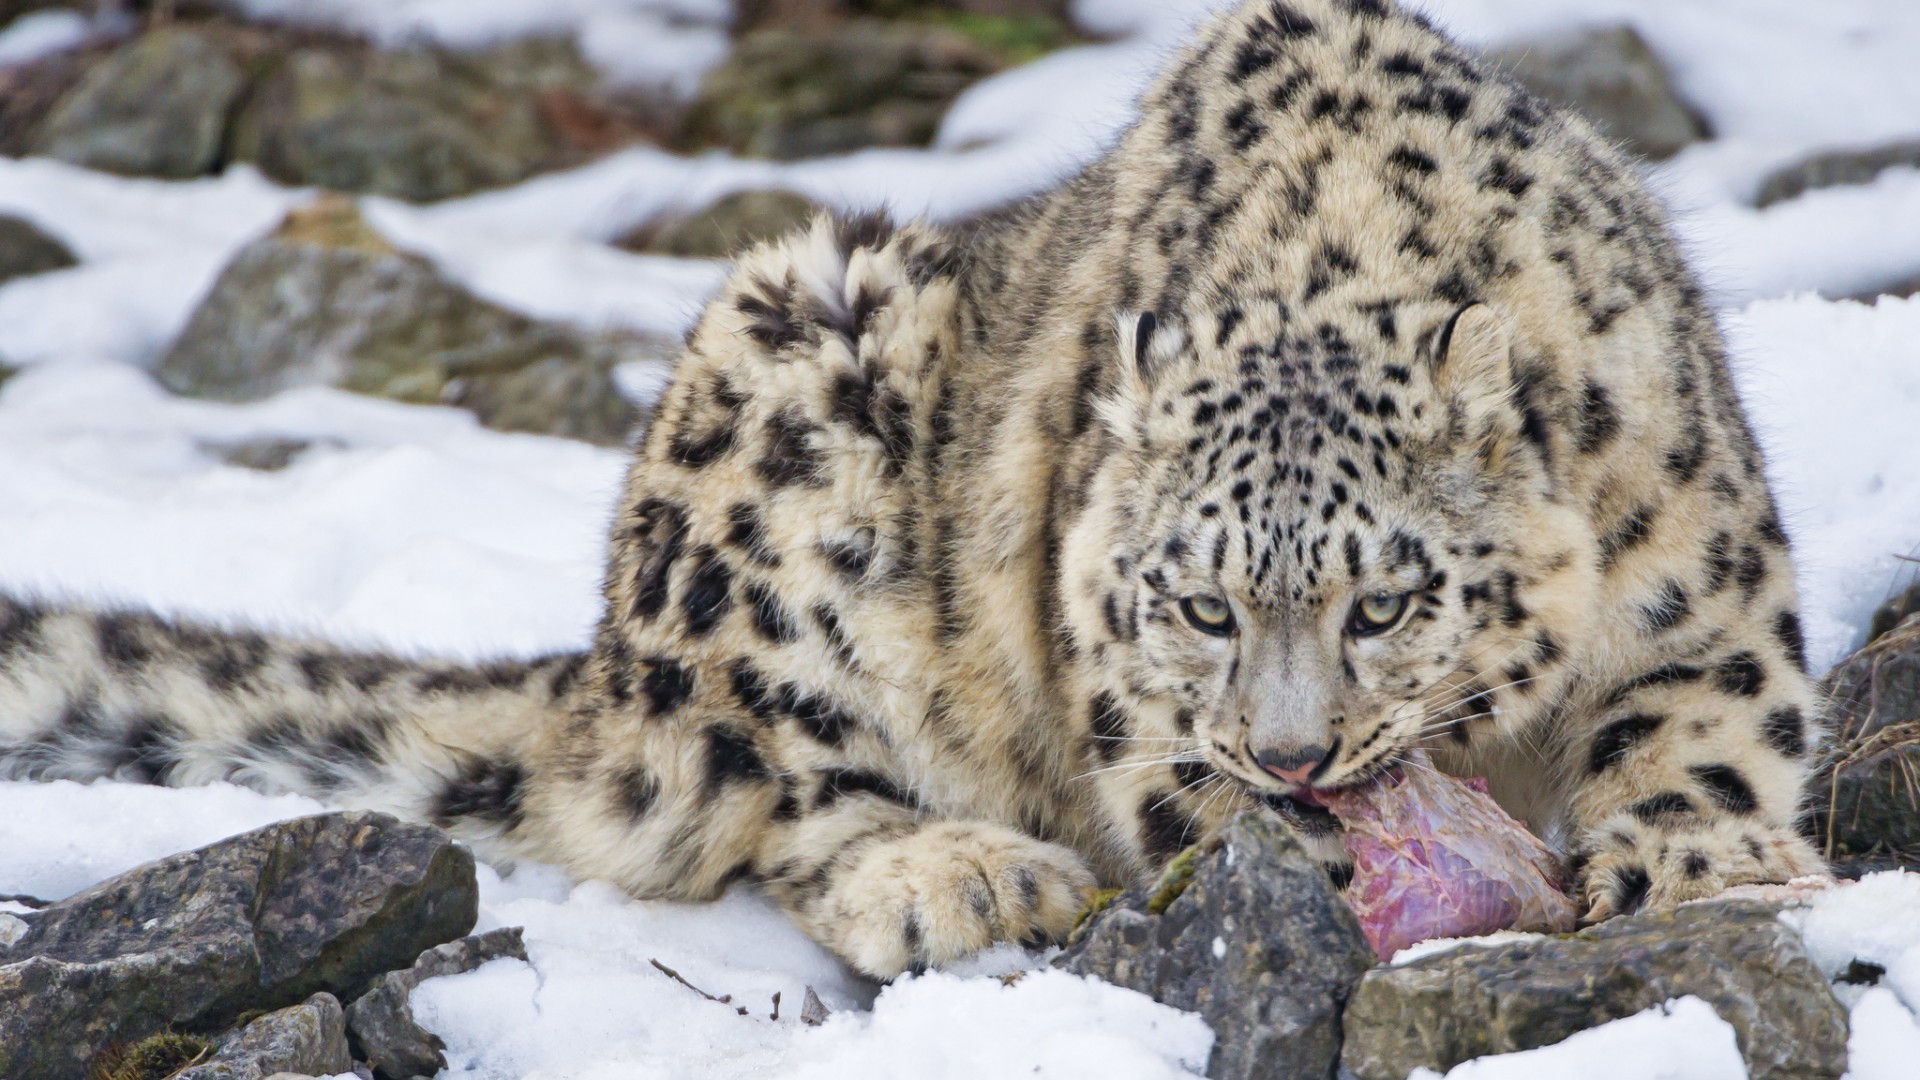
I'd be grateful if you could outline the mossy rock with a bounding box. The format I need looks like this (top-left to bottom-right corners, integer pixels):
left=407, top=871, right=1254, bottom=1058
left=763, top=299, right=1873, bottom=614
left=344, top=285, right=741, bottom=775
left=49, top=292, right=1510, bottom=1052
left=1343, top=902, right=1848, bottom=1080
left=1056, top=810, right=1375, bottom=1080
left=1144, top=844, right=1199, bottom=914
left=89, top=1032, right=211, bottom=1080
left=740, top=0, right=1070, bottom=29
left=156, top=195, right=653, bottom=445
left=229, top=41, right=592, bottom=203
left=29, top=26, right=247, bottom=179
left=939, top=12, right=1071, bottom=63
left=684, top=19, right=1008, bottom=159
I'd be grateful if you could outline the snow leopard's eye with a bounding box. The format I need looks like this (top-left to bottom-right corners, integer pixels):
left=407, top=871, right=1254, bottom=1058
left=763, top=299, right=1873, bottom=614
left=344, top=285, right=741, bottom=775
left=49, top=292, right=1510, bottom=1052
left=1349, top=593, right=1410, bottom=636
left=1180, top=595, right=1235, bottom=636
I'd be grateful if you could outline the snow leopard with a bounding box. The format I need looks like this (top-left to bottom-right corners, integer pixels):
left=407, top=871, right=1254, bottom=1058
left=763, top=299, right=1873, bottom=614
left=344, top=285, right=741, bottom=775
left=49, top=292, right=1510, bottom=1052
left=0, top=0, right=1824, bottom=977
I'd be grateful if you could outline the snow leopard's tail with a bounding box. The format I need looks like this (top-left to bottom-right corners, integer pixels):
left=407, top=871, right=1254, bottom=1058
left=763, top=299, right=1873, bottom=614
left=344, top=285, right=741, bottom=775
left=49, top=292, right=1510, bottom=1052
left=0, top=592, right=582, bottom=853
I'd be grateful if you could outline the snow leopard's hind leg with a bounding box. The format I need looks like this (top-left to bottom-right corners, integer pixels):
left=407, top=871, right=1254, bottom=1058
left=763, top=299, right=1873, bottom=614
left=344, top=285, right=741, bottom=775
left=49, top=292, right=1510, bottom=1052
left=517, top=214, right=1095, bottom=977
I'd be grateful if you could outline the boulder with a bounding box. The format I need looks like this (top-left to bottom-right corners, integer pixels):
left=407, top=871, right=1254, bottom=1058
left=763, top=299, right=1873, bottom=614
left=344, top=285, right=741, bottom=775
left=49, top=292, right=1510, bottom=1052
left=198, top=435, right=344, bottom=472
left=0, top=30, right=108, bottom=155
left=0, top=811, right=476, bottom=1080
left=1810, top=611, right=1920, bottom=874
left=0, top=213, right=76, bottom=286
left=738, top=0, right=1071, bottom=30
left=1340, top=901, right=1849, bottom=1080
left=685, top=19, right=1006, bottom=159
left=1484, top=25, right=1708, bottom=161
left=229, top=39, right=592, bottom=203
left=1054, top=808, right=1376, bottom=1080
left=346, top=926, right=528, bottom=1079
left=156, top=195, right=654, bottom=446
left=177, top=994, right=355, bottom=1080
left=29, top=26, right=247, bottom=178
left=1756, top=140, right=1920, bottom=208
left=615, top=189, right=822, bottom=258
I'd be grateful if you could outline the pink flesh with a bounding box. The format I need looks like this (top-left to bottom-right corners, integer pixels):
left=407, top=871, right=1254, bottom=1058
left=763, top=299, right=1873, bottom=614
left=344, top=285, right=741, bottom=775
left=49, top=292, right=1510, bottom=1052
left=1320, top=756, right=1577, bottom=960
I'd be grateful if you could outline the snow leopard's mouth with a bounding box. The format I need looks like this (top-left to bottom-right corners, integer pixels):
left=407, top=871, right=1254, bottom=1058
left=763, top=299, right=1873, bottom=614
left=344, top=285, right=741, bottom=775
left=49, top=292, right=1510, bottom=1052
left=1258, top=790, right=1339, bottom=835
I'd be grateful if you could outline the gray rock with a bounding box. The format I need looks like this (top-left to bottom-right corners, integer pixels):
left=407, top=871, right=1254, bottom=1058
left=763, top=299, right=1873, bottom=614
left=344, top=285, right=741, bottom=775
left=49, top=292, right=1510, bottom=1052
left=1810, top=612, right=1920, bottom=874
left=739, top=0, right=1071, bottom=28
left=1341, top=901, right=1849, bottom=1080
left=198, top=435, right=344, bottom=472
left=1055, top=808, right=1376, bottom=1080
left=178, top=994, right=354, bottom=1080
left=0, top=811, right=476, bottom=1080
left=0, top=213, right=76, bottom=286
left=1867, top=580, right=1920, bottom=645
left=156, top=195, right=652, bottom=446
left=346, top=926, right=528, bottom=1080
left=30, top=26, right=247, bottom=178
left=229, top=40, right=589, bottom=203
left=1484, top=25, right=1707, bottom=161
left=686, top=20, right=1006, bottom=159
left=616, top=189, right=821, bottom=259
left=1756, top=140, right=1920, bottom=208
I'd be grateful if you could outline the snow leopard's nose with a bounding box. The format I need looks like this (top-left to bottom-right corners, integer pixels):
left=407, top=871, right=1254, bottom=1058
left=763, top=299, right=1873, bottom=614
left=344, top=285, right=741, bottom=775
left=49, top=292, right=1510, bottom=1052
left=1254, top=744, right=1331, bottom=786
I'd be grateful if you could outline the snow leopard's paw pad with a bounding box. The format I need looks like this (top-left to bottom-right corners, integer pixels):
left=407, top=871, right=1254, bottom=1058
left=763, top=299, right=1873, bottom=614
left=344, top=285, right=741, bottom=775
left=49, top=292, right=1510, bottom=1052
left=1577, top=815, right=1824, bottom=921
left=831, top=822, right=1097, bottom=978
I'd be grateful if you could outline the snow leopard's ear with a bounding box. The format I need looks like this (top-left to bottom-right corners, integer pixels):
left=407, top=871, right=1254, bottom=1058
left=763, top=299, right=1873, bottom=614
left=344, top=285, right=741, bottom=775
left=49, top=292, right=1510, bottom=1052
left=1430, top=302, right=1521, bottom=453
left=1098, top=310, right=1187, bottom=450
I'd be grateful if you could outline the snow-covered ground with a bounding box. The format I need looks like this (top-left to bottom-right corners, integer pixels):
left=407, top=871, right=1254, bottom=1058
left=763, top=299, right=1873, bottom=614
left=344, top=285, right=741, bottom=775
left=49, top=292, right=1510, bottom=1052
left=2, top=0, right=1919, bottom=1077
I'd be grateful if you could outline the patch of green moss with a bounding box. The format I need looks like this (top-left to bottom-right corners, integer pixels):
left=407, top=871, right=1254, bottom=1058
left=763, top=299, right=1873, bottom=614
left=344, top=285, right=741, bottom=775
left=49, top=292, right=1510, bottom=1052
left=89, top=1031, right=212, bottom=1080
left=1071, top=887, right=1123, bottom=933
left=0, top=364, right=15, bottom=395
left=929, top=13, right=1074, bottom=65
left=1146, top=844, right=1201, bottom=915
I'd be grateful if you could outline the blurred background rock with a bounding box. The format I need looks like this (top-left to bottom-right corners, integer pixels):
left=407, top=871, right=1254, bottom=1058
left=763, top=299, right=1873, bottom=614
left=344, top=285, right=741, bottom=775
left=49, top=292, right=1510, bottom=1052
left=0, top=0, right=1915, bottom=445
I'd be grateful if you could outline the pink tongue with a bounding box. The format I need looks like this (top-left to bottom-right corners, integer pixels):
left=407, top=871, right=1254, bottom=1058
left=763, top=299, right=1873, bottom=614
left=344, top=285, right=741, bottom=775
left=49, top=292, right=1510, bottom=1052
left=1319, top=756, right=1576, bottom=960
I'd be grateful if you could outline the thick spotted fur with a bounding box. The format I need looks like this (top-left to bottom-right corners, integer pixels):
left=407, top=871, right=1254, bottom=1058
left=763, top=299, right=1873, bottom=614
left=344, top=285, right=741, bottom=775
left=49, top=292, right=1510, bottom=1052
left=0, top=0, right=1822, bottom=975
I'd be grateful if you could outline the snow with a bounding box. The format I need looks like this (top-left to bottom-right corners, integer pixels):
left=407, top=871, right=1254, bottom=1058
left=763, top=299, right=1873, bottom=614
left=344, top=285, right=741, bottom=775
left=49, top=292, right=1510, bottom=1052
left=0, top=162, right=300, bottom=370
left=1847, top=989, right=1920, bottom=1080
left=1730, top=296, right=1920, bottom=668
left=2, top=0, right=1920, bottom=1076
left=1406, top=997, right=1746, bottom=1080
left=0, top=9, right=93, bottom=67
left=0, top=362, right=624, bottom=657
left=1779, top=873, right=1920, bottom=1080
left=0, top=778, right=327, bottom=901
left=417, top=893, right=1214, bottom=1080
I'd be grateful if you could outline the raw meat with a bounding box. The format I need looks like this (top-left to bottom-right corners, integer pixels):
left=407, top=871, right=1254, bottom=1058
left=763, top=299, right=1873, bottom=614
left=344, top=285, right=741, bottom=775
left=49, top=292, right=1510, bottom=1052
left=1319, top=755, right=1578, bottom=960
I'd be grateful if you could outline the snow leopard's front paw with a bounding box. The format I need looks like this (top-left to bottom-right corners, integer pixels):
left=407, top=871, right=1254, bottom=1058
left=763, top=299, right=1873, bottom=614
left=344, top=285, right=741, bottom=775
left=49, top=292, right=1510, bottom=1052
left=825, top=822, right=1097, bottom=978
left=1576, top=814, right=1824, bottom=921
